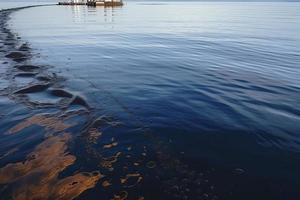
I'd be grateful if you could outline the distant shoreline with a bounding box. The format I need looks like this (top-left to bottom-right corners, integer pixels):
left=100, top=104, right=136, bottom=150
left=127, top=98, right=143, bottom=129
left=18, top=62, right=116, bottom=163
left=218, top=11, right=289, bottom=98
left=0, top=3, right=56, bottom=12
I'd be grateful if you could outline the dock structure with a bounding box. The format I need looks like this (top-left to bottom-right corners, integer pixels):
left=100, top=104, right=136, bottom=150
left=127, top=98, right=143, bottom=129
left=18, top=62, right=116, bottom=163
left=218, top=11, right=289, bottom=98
left=58, top=0, right=123, bottom=6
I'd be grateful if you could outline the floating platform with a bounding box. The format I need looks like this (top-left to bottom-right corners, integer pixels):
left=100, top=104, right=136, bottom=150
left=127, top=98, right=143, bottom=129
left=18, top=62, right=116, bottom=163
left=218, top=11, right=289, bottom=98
left=58, top=2, right=86, bottom=5
left=58, top=1, right=123, bottom=6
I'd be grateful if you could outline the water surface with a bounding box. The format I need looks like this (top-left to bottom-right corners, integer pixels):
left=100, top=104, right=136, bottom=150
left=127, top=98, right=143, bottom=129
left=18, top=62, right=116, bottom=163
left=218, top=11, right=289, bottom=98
left=1, top=2, right=300, bottom=199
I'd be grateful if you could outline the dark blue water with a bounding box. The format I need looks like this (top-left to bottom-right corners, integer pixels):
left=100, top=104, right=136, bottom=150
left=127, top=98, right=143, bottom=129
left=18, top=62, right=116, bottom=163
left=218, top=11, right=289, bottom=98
left=1, top=2, right=300, bottom=199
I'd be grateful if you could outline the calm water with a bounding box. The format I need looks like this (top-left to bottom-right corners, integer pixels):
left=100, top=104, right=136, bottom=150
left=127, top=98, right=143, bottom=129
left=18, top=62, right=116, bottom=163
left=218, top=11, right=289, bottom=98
left=1, top=1, right=300, bottom=199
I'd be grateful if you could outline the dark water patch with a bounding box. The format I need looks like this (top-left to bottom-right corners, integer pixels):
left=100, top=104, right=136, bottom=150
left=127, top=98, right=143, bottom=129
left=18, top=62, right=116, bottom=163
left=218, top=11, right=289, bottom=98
left=70, top=111, right=221, bottom=200
left=70, top=95, right=90, bottom=109
left=13, top=57, right=28, bottom=63
left=15, top=72, right=38, bottom=77
left=50, top=88, right=73, bottom=98
left=14, top=83, right=50, bottom=94
left=36, top=75, right=52, bottom=82
left=18, top=43, right=30, bottom=51
left=4, top=42, right=15, bottom=46
left=15, top=64, right=40, bottom=72
left=5, top=51, right=25, bottom=59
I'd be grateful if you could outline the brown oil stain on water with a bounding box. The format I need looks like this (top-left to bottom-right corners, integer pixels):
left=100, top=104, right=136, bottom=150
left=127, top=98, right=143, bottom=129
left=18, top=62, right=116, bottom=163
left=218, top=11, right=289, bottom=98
left=7, top=114, right=73, bottom=135
left=0, top=127, right=102, bottom=200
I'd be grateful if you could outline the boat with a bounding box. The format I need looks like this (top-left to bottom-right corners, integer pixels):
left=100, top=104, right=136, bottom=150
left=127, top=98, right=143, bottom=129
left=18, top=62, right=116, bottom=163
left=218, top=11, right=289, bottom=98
left=58, top=0, right=123, bottom=7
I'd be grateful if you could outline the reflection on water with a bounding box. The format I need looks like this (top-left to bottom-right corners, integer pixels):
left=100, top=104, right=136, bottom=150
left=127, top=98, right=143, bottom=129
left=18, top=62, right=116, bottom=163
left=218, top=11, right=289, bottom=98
left=1, top=2, right=300, bottom=200
left=69, top=4, right=117, bottom=23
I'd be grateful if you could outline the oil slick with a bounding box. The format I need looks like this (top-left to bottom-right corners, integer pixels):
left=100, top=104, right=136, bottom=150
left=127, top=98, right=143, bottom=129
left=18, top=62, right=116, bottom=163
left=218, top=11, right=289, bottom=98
left=0, top=132, right=102, bottom=200
left=120, top=173, right=143, bottom=188
left=100, top=152, right=122, bottom=171
left=112, top=191, right=128, bottom=200
left=7, top=114, right=73, bottom=135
